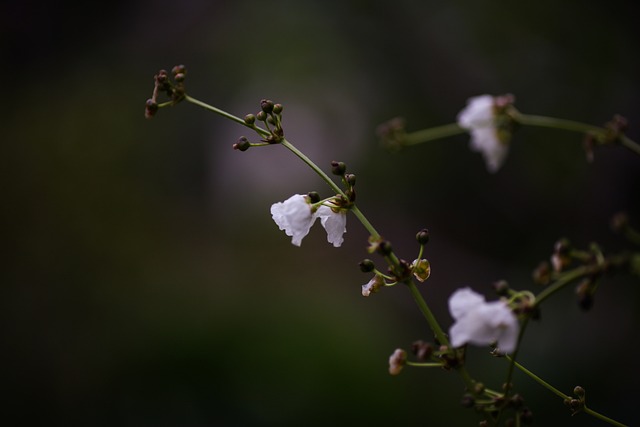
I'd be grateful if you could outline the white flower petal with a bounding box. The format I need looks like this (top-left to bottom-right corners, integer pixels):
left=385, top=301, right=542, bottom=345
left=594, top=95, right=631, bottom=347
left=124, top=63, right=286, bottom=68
left=448, top=287, right=519, bottom=353
left=270, top=194, right=315, bottom=246
left=457, top=95, right=508, bottom=173
left=448, top=287, right=486, bottom=320
left=317, top=205, right=347, bottom=247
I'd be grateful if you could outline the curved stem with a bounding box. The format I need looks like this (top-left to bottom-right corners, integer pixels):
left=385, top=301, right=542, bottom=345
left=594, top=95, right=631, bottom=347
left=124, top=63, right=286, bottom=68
left=505, top=356, right=628, bottom=427
left=534, top=265, right=597, bottom=307
left=184, top=95, right=270, bottom=138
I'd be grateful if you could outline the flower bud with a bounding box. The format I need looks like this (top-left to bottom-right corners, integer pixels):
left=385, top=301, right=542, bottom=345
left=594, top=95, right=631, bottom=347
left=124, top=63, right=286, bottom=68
left=493, top=280, right=510, bottom=296
left=573, top=386, right=585, bottom=397
left=171, top=64, right=186, bottom=75
left=144, top=99, right=158, bottom=119
left=260, top=99, right=274, bottom=114
left=233, top=136, right=250, bottom=151
left=174, top=73, right=185, bottom=83
left=331, top=161, right=347, bottom=176
left=256, top=111, right=267, bottom=122
left=416, top=228, right=430, bottom=245
left=411, top=340, right=433, bottom=361
left=359, top=259, right=375, bottom=272
left=378, top=241, right=393, bottom=256
left=461, top=394, right=475, bottom=408
left=273, top=103, right=283, bottom=114
left=345, top=173, right=356, bottom=186
left=307, top=191, right=320, bottom=203
left=244, top=114, right=256, bottom=125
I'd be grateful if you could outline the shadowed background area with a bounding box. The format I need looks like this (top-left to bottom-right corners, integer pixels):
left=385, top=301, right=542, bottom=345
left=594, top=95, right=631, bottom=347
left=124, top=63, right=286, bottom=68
left=3, top=0, right=639, bottom=426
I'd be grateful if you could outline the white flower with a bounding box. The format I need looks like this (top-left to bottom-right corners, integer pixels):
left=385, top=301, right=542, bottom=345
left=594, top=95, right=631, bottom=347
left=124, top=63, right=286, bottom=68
left=457, top=95, right=509, bottom=173
left=317, top=205, right=347, bottom=247
left=270, top=195, right=347, bottom=247
left=270, top=194, right=315, bottom=246
left=448, top=287, right=519, bottom=353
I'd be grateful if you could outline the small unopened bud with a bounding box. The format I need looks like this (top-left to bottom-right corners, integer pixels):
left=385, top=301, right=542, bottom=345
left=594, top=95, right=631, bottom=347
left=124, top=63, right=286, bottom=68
left=260, top=99, right=274, bottom=114
left=359, top=259, right=375, bottom=272
left=532, top=261, right=551, bottom=285
left=244, top=114, right=256, bottom=125
left=256, top=111, right=267, bottom=121
left=345, top=173, right=356, bottom=186
left=493, top=280, right=510, bottom=296
left=331, top=161, right=347, bottom=176
left=411, top=340, right=433, bottom=361
left=461, top=394, right=475, bottom=408
left=171, top=64, right=186, bottom=76
left=145, top=99, right=158, bottom=119
left=378, top=241, right=393, bottom=256
left=573, top=386, right=585, bottom=397
left=416, top=228, right=430, bottom=245
left=272, top=103, right=283, bottom=114
left=388, top=348, right=406, bottom=375
left=174, top=73, right=185, bottom=83
left=233, top=136, right=251, bottom=151
left=307, top=191, right=320, bottom=203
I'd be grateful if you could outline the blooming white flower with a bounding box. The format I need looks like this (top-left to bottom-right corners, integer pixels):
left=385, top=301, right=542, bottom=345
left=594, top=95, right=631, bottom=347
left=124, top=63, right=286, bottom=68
left=270, top=194, right=315, bottom=246
left=457, top=94, right=509, bottom=173
left=448, top=287, right=519, bottom=353
left=270, top=195, right=347, bottom=247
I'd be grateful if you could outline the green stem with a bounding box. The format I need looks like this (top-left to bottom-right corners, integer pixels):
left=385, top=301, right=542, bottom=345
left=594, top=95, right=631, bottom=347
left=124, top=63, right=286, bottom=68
left=506, top=356, right=628, bottom=427
left=184, top=95, right=270, bottom=138
left=534, top=265, right=597, bottom=307
left=514, top=113, right=603, bottom=134
left=404, top=123, right=465, bottom=145
left=407, top=281, right=448, bottom=346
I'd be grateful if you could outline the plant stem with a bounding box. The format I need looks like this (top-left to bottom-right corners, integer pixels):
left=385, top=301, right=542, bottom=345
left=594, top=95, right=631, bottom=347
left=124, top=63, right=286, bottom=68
left=185, top=95, right=270, bottom=138
left=534, top=265, right=597, bottom=307
left=506, top=356, right=628, bottom=427
left=404, top=123, right=465, bottom=145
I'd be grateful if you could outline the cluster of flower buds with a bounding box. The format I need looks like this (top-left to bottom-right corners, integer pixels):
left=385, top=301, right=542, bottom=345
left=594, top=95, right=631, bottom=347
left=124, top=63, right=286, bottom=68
left=145, top=65, right=187, bottom=118
left=242, top=99, right=284, bottom=144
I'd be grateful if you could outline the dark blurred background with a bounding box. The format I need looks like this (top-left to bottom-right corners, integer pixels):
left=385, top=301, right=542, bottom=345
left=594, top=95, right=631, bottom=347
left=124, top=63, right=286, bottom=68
left=3, top=0, right=639, bottom=425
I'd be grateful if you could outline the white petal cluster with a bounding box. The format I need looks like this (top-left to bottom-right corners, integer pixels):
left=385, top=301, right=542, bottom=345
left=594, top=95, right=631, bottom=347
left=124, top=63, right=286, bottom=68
left=270, top=194, right=346, bottom=247
left=448, top=287, right=519, bottom=354
left=457, top=95, right=508, bottom=173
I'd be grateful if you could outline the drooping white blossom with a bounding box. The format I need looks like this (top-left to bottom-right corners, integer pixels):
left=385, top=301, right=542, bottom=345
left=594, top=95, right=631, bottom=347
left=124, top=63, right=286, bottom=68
left=270, top=194, right=315, bottom=246
left=457, top=95, right=509, bottom=173
left=448, top=287, right=519, bottom=353
left=270, top=195, right=347, bottom=247
left=317, top=205, right=347, bottom=247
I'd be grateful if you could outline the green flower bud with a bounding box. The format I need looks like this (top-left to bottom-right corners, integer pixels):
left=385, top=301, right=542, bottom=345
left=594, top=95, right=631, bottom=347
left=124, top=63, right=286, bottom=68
left=244, top=114, right=256, bottom=125
left=416, top=228, right=430, bottom=244
left=359, top=259, right=375, bottom=272
left=260, top=99, right=274, bottom=114
left=331, top=161, right=346, bottom=176
left=273, top=103, right=283, bottom=114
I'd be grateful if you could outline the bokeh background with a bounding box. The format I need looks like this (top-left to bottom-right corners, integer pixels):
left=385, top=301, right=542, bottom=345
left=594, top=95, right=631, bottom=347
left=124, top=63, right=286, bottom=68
left=3, top=0, right=639, bottom=425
